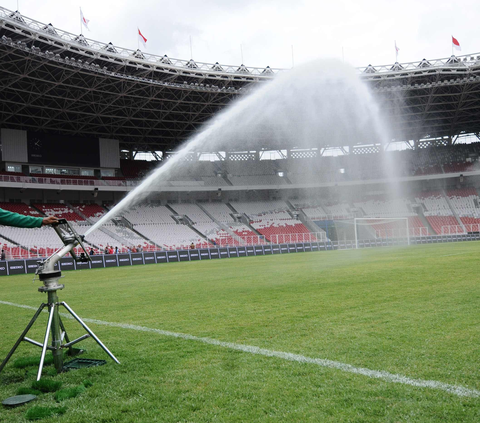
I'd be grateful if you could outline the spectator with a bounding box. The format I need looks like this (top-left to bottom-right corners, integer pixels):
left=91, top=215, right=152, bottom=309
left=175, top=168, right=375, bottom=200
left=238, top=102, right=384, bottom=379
left=89, top=248, right=95, bottom=256
left=190, top=242, right=195, bottom=249
left=115, top=246, right=118, bottom=255
left=1, top=249, right=5, bottom=260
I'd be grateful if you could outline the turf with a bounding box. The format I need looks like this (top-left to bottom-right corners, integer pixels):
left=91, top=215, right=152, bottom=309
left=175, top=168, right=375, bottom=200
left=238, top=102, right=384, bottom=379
left=0, top=242, right=479, bottom=422
left=25, top=406, right=66, bottom=420
left=31, top=379, right=62, bottom=393
left=13, top=355, right=54, bottom=369
left=54, top=385, right=86, bottom=402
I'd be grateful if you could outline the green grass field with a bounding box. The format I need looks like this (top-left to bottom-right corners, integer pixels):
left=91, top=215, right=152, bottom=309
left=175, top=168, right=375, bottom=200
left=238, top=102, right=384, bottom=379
left=0, top=242, right=479, bottom=422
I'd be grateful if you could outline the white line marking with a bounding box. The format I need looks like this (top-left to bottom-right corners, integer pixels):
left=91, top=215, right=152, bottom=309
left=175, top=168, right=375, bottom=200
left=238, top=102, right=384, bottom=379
left=1, top=300, right=478, bottom=398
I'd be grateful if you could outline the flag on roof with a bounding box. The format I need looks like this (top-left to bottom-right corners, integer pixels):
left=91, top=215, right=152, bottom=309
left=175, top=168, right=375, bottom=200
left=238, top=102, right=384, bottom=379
left=452, top=36, right=461, bottom=51
left=80, top=8, right=89, bottom=30
left=138, top=28, right=147, bottom=49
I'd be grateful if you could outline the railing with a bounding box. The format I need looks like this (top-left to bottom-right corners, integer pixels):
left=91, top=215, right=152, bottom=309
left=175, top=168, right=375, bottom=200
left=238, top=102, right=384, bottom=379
left=0, top=6, right=281, bottom=78
left=0, top=174, right=202, bottom=188
left=1, top=245, right=87, bottom=261
left=4, top=167, right=480, bottom=191
left=0, top=174, right=140, bottom=187
left=1, top=232, right=328, bottom=260
left=210, top=231, right=327, bottom=247
left=375, top=227, right=429, bottom=238
left=441, top=224, right=480, bottom=234
left=264, top=232, right=327, bottom=244
left=1, top=5, right=479, bottom=78
left=0, top=174, right=100, bottom=186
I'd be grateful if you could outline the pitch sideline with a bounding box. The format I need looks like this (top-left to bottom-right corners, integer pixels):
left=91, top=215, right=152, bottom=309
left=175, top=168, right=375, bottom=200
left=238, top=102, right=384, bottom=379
left=0, top=300, right=478, bottom=398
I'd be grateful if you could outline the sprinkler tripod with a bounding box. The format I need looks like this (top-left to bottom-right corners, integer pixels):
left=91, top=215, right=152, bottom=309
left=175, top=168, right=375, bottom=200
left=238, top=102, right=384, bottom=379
left=0, top=220, right=119, bottom=381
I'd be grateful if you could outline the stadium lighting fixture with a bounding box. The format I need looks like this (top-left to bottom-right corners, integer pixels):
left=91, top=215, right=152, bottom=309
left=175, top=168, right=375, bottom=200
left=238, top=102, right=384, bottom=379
left=277, top=171, right=285, bottom=177
left=0, top=220, right=119, bottom=380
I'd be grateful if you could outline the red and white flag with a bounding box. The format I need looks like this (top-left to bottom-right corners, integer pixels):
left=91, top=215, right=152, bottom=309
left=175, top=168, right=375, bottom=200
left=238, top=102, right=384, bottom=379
left=138, top=28, right=147, bottom=49
left=80, top=8, right=89, bottom=31
left=452, top=35, right=461, bottom=51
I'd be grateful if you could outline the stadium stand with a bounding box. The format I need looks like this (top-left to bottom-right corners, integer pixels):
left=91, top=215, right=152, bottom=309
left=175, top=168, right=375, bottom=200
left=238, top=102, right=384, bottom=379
left=298, top=204, right=329, bottom=221
left=323, top=202, right=353, bottom=220
left=134, top=223, right=208, bottom=250
left=4, top=184, right=480, bottom=258
left=352, top=196, right=428, bottom=237
left=231, top=201, right=317, bottom=243
left=118, top=204, right=208, bottom=249
left=121, top=204, right=175, bottom=225
left=354, top=196, right=415, bottom=218
left=73, top=204, right=107, bottom=222
left=446, top=188, right=480, bottom=217
left=33, top=203, right=84, bottom=222
left=414, top=192, right=461, bottom=234
left=199, top=202, right=261, bottom=243
left=0, top=202, right=43, bottom=218
left=446, top=188, right=480, bottom=232
left=167, top=203, right=240, bottom=245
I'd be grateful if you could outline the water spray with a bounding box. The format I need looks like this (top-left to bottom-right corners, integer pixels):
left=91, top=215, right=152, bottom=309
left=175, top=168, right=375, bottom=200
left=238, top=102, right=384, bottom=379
left=86, top=59, right=391, bottom=237
left=0, top=219, right=120, bottom=380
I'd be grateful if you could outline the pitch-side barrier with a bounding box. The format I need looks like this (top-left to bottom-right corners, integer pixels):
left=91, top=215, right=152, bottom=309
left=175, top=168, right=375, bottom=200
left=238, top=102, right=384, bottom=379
left=0, top=233, right=479, bottom=276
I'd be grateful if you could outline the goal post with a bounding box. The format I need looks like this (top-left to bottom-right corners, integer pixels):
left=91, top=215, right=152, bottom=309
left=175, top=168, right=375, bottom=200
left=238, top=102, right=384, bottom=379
left=354, top=217, right=410, bottom=249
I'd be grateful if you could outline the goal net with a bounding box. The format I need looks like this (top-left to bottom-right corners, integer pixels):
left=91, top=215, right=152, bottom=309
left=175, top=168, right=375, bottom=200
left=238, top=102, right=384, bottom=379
left=354, top=217, right=410, bottom=248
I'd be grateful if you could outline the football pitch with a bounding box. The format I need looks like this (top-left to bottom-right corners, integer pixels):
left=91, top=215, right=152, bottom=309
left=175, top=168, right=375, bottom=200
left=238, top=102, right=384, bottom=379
left=0, top=242, right=479, bottom=422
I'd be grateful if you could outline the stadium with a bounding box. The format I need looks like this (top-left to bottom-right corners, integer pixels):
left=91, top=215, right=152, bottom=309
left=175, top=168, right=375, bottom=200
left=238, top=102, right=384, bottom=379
left=0, top=5, right=479, bottom=422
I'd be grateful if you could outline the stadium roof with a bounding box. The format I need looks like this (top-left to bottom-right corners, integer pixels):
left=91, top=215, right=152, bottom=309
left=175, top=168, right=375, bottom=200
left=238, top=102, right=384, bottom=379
left=1, top=6, right=480, bottom=153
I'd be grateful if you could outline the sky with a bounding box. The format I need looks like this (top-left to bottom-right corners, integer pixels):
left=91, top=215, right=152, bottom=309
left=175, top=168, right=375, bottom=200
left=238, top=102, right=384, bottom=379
left=1, top=0, right=478, bottom=69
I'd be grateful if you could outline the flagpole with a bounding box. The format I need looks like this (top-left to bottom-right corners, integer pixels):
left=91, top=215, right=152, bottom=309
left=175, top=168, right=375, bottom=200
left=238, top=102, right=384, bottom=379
left=189, top=36, right=193, bottom=59
left=80, top=7, right=82, bottom=35
left=291, top=45, right=294, bottom=68
left=240, top=44, right=244, bottom=64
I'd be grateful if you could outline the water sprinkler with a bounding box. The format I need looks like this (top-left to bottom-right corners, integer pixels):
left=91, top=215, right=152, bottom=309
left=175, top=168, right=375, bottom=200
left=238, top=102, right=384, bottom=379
left=0, top=219, right=120, bottom=380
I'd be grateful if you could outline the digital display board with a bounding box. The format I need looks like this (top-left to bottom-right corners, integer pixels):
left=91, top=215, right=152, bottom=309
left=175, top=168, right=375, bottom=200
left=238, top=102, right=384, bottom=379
left=28, top=132, right=100, bottom=167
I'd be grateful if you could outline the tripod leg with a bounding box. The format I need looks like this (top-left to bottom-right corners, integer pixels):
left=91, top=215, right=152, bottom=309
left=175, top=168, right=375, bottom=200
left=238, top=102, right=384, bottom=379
left=0, top=303, right=46, bottom=374
left=58, top=316, right=70, bottom=344
left=37, top=304, right=55, bottom=381
left=61, top=302, right=120, bottom=364
left=58, top=316, right=81, bottom=357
